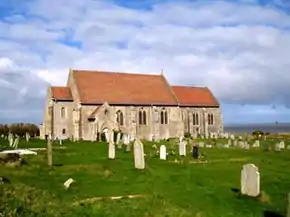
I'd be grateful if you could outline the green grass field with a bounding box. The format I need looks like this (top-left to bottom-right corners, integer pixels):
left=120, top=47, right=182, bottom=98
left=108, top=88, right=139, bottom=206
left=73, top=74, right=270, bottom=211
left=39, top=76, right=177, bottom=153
left=1, top=138, right=290, bottom=217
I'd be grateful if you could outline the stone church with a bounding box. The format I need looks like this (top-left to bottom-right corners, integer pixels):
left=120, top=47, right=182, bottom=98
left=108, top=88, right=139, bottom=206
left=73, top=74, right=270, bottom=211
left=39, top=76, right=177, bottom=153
left=40, top=69, right=223, bottom=141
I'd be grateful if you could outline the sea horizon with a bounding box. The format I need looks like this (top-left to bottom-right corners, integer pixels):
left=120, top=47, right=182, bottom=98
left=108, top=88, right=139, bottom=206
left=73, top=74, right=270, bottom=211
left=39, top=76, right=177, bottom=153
left=224, top=122, right=290, bottom=134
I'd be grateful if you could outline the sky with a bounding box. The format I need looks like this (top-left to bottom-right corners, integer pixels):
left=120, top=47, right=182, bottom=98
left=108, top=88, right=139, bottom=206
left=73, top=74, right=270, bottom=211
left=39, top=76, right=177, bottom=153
left=0, top=0, right=289, bottom=125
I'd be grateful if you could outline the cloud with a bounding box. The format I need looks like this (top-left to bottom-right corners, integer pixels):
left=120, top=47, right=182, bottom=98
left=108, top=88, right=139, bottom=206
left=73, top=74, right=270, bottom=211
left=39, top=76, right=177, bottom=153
left=0, top=0, right=290, bottom=124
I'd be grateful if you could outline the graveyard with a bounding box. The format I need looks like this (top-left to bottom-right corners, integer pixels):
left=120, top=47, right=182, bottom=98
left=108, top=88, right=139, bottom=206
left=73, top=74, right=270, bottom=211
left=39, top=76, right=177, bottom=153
left=1, top=136, right=290, bottom=217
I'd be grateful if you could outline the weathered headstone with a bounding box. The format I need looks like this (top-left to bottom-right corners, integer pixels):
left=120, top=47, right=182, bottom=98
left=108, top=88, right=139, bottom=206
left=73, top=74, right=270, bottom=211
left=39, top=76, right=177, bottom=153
left=198, top=142, right=204, bottom=148
left=116, top=133, right=121, bottom=145
left=126, top=142, right=131, bottom=152
left=192, top=145, right=199, bottom=159
left=241, top=164, right=260, bottom=197
left=275, top=143, right=281, bottom=151
left=133, top=139, right=145, bottom=169
left=160, top=145, right=166, bottom=160
left=179, top=141, right=186, bottom=156
left=234, top=139, right=238, bottom=147
left=64, top=178, right=75, bottom=189
left=13, top=136, right=19, bottom=149
left=108, top=141, right=115, bottom=159
left=25, top=132, right=30, bottom=142
left=279, top=141, right=285, bottom=149
left=253, top=140, right=260, bottom=148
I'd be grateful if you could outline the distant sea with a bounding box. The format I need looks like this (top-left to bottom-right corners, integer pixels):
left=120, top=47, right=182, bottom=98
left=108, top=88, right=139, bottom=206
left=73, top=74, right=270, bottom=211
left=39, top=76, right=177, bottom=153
left=224, top=123, right=290, bottom=134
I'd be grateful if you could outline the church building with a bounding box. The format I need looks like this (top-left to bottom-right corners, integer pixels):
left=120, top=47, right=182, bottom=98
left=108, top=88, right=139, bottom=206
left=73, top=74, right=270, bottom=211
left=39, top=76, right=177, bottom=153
left=40, top=69, right=223, bottom=141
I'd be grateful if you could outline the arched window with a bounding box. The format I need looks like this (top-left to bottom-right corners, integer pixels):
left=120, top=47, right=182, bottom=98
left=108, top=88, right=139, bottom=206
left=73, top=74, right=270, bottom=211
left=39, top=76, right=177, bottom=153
left=62, top=129, right=66, bottom=135
left=142, top=110, right=147, bottom=125
left=138, top=110, right=143, bottom=125
left=138, top=108, right=147, bottom=125
left=116, top=110, right=124, bottom=125
left=160, top=108, right=168, bottom=124
left=61, top=107, right=65, bottom=118
left=208, top=113, right=214, bottom=125
left=193, top=113, right=199, bottom=125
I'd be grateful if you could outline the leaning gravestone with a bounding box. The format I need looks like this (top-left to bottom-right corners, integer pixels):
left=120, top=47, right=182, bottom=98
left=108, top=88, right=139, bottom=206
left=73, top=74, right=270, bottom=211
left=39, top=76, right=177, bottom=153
left=160, top=145, right=166, bottom=160
left=241, top=164, right=260, bottom=197
left=133, top=139, right=145, bottom=169
left=108, top=141, right=115, bottom=159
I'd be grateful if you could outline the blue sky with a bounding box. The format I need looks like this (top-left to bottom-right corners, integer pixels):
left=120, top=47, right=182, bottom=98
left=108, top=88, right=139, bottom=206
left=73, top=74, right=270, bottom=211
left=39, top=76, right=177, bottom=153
left=0, top=0, right=289, bottom=125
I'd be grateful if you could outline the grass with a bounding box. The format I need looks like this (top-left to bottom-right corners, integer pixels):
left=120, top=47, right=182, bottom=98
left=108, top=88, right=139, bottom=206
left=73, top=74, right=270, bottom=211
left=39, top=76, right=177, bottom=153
left=1, top=137, right=290, bottom=217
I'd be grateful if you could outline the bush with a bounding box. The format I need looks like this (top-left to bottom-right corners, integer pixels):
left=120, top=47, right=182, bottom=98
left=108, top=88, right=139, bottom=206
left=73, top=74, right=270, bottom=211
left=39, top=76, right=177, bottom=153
left=184, top=132, right=192, bottom=138
left=252, top=130, right=264, bottom=136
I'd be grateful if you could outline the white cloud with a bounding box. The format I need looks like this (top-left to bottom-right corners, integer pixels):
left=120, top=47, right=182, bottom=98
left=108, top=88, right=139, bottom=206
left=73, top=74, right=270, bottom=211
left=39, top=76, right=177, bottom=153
left=0, top=0, right=290, bottom=123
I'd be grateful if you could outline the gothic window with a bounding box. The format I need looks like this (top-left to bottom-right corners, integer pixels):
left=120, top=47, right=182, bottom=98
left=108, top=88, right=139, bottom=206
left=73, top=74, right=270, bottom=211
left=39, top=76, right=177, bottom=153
left=61, top=107, right=65, bottom=118
left=138, top=108, right=147, bottom=125
left=160, top=108, right=168, bottom=124
left=193, top=113, right=199, bottom=125
left=116, top=110, right=124, bottom=126
left=208, top=113, right=214, bottom=125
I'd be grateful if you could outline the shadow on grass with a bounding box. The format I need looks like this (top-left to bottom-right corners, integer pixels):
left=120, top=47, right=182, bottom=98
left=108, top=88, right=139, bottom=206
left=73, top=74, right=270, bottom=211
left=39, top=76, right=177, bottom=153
left=230, top=188, right=240, bottom=194
left=263, top=210, right=284, bottom=217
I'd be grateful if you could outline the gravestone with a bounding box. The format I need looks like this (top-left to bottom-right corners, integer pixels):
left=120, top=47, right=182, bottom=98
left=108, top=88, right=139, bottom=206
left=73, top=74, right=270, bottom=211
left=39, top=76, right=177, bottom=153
left=126, top=142, right=131, bottom=152
left=198, top=142, right=204, bottom=148
left=134, top=139, right=145, bottom=169
left=279, top=141, right=285, bottom=149
left=116, top=133, right=121, bottom=145
left=108, top=141, right=115, bottom=159
left=123, top=134, right=130, bottom=145
left=241, top=164, right=260, bottom=197
left=179, top=141, right=186, bottom=156
left=234, top=140, right=238, bottom=147
left=228, top=139, right=231, bottom=146
left=25, top=132, right=30, bottom=142
left=160, top=145, right=166, bottom=160
left=104, top=131, right=109, bottom=142
left=253, top=140, right=260, bottom=148
left=192, top=145, right=199, bottom=159
left=205, top=144, right=212, bottom=148
left=64, top=178, right=75, bottom=189
left=224, top=144, right=229, bottom=148
left=13, top=137, right=19, bottom=149
left=275, top=143, right=281, bottom=151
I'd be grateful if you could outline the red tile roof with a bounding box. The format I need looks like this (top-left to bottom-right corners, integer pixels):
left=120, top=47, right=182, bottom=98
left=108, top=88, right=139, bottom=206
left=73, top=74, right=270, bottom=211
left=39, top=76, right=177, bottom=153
left=171, top=86, right=219, bottom=107
left=72, top=70, right=178, bottom=105
left=51, top=86, right=73, bottom=101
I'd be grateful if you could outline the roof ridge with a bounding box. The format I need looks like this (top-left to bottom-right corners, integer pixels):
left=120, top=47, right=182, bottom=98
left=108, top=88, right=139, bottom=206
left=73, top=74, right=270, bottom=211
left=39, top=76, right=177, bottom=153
left=72, top=69, right=162, bottom=77
left=171, top=85, right=208, bottom=88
